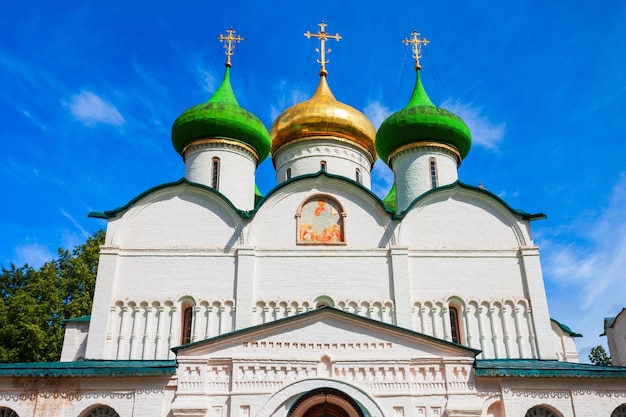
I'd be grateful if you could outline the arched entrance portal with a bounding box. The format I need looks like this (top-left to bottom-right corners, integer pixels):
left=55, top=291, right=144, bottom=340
left=288, top=388, right=364, bottom=417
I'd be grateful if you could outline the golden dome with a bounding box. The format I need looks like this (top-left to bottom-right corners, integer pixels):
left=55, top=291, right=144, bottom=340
left=270, top=76, right=377, bottom=159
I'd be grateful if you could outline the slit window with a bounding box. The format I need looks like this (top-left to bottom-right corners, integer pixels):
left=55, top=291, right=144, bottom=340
left=429, top=157, right=438, bottom=188
left=449, top=306, right=460, bottom=344
left=211, top=157, right=220, bottom=190
left=286, top=168, right=292, bottom=180
left=320, top=161, right=327, bottom=172
left=182, top=306, right=193, bottom=345
left=355, top=168, right=361, bottom=183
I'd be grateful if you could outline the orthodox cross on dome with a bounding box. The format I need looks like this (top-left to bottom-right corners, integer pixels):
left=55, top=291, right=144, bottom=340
left=304, top=20, right=342, bottom=76
left=218, top=27, right=244, bottom=68
left=403, top=29, right=429, bottom=70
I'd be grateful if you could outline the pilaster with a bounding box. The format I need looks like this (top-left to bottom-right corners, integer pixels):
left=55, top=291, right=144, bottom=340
left=234, top=246, right=256, bottom=330
left=519, top=247, right=553, bottom=359
left=84, top=247, right=119, bottom=360
left=390, top=246, right=412, bottom=328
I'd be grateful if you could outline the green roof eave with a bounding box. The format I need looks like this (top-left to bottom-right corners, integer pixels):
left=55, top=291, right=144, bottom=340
left=551, top=318, right=583, bottom=337
left=0, top=360, right=176, bottom=378
left=63, top=315, right=91, bottom=323
left=88, top=178, right=252, bottom=220
left=251, top=170, right=399, bottom=218
left=475, top=359, right=626, bottom=379
left=396, top=180, right=546, bottom=221
left=172, top=306, right=481, bottom=356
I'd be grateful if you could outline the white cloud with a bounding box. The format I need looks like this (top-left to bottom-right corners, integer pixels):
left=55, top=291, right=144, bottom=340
left=363, top=100, right=391, bottom=129
left=440, top=99, right=505, bottom=150
left=14, top=243, right=55, bottom=269
left=65, top=91, right=124, bottom=126
left=540, top=172, right=626, bottom=356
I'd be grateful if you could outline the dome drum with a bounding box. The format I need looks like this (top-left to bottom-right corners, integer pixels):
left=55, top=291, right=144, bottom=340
left=273, top=137, right=373, bottom=186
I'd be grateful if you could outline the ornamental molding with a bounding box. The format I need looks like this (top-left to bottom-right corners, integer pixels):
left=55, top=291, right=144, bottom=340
left=242, top=341, right=393, bottom=350
left=502, top=387, right=570, bottom=399
left=183, top=139, right=258, bottom=163
left=593, top=390, right=626, bottom=398
left=0, top=392, right=37, bottom=402
left=103, top=247, right=238, bottom=256
left=274, top=137, right=373, bottom=168
left=0, top=389, right=162, bottom=402
left=388, top=142, right=461, bottom=167
left=176, top=359, right=475, bottom=395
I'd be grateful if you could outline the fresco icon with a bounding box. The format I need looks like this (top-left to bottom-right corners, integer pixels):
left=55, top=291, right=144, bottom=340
left=298, top=196, right=345, bottom=244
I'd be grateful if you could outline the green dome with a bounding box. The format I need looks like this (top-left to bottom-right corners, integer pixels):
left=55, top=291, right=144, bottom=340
left=172, top=67, right=271, bottom=162
left=376, top=70, right=472, bottom=165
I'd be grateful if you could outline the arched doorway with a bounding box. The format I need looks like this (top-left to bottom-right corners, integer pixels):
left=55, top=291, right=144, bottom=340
left=288, top=388, right=364, bottom=417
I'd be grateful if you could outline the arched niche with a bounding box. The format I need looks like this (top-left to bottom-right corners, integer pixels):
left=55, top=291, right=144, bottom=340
left=288, top=388, right=363, bottom=417
left=296, top=195, right=346, bottom=245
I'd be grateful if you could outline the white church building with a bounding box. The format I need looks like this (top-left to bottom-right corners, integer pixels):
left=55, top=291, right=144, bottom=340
left=1, top=25, right=626, bottom=417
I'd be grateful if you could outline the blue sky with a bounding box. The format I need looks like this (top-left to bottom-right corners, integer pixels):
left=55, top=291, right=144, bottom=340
left=1, top=1, right=625, bottom=360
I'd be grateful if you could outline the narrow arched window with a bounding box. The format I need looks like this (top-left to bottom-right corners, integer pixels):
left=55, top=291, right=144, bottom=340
left=81, top=406, right=120, bottom=417
left=525, top=406, right=559, bottom=417
left=182, top=306, right=193, bottom=345
left=286, top=168, right=292, bottom=180
left=429, top=157, right=438, bottom=188
left=355, top=168, right=361, bottom=183
left=449, top=306, right=461, bottom=344
left=320, top=160, right=327, bottom=172
left=0, top=407, right=19, bottom=417
left=612, top=405, right=626, bottom=417
left=211, top=157, right=220, bottom=190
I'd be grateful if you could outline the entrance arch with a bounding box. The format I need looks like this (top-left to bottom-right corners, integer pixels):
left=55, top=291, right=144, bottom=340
left=255, top=378, right=383, bottom=417
left=288, top=388, right=364, bottom=417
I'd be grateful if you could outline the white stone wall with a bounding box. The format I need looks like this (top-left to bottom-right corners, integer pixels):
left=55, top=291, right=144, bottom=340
left=412, top=297, right=534, bottom=359
left=483, top=377, right=626, bottom=417
left=391, top=146, right=459, bottom=212
left=606, top=311, right=626, bottom=366
left=551, top=320, right=581, bottom=362
left=80, top=177, right=554, bottom=361
left=3, top=371, right=626, bottom=417
left=185, top=141, right=258, bottom=211
left=60, top=321, right=89, bottom=361
left=0, top=376, right=173, bottom=417
left=273, top=138, right=373, bottom=188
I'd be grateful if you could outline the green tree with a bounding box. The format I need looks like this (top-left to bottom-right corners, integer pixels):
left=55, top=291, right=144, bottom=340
left=589, top=345, right=612, bottom=366
left=0, top=230, right=104, bottom=362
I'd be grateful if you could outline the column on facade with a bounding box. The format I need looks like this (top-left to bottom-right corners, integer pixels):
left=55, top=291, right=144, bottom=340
left=85, top=249, right=120, bottom=360
left=142, top=306, right=153, bottom=360
left=234, top=246, right=256, bottom=329
left=389, top=246, right=411, bottom=328
left=519, top=247, right=553, bottom=359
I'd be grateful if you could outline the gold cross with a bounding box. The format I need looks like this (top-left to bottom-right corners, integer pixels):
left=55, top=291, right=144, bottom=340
left=403, top=29, right=429, bottom=70
left=218, top=27, right=244, bottom=68
left=304, top=20, right=342, bottom=76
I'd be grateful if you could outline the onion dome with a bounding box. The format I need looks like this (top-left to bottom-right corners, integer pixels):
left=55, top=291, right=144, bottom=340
left=172, top=67, right=271, bottom=162
left=270, top=75, right=377, bottom=160
left=376, top=69, right=472, bottom=165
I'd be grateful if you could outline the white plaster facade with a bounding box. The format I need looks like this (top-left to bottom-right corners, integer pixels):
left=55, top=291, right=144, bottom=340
left=604, top=309, right=626, bottom=367
left=273, top=138, right=374, bottom=187
left=77, top=174, right=556, bottom=363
